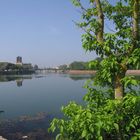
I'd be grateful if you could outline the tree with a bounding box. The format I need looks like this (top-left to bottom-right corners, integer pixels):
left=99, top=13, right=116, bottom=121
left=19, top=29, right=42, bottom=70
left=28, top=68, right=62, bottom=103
left=49, top=0, right=140, bottom=139
left=34, top=65, right=39, bottom=70
left=73, top=0, right=140, bottom=98
left=59, top=64, right=68, bottom=70
left=69, top=61, right=89, bottom=70
left=72, top=0, right=140, bottom=99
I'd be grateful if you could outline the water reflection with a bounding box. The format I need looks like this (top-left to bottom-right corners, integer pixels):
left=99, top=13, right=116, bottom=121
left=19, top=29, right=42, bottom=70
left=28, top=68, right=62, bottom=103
left=69, top=74, right=94, bottom=81
left=0, top=75, right=33, bottom=87
left=0, top=110, right=4, bottom=119
left=0, top=74, right=139, bottom=140
left=16, top=79, right=23, bottom=87
left=0, top=74, right=94, bottom=86
left=0, top=110, right=4, bottom=113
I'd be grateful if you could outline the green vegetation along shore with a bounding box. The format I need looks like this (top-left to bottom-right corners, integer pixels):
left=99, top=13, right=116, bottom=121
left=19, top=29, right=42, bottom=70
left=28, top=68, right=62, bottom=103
left=0, top=62, right=35, bottom=75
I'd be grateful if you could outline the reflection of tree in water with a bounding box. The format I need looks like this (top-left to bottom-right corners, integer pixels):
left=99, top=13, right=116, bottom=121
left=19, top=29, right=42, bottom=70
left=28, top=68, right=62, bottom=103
left=0, top=76, right=31, bottom=82
left=16, top=79, right=23, bottom=87
left=0, top=110, right=4, bottom=120
left=0, top=76, right=16, bottom=82
left=0, top=110, right=4, bottom=115
left=0, top=75, right=32, bottom=87
left=69, top=74, right=94, bottom=81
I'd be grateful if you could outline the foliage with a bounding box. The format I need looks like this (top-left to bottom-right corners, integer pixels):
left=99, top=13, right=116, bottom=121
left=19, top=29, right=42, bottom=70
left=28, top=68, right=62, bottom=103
left=49, top=82, right=140, bottom=139
left=34, top=64, right=39, bottom=70
left=59, top=58, right=103, bottom=71
left=49, top=0, right=140, bottom=139
left=0, top=62, right=16, bottom=71
left=59, top=64, right=68, bottom=70
left=0, top=62, right=34, bottom=74
left=69, top=61, right=89, bottom=70
left=89, top=57, right=103, bottom=70
left=49, top=77, right=140, bottom=139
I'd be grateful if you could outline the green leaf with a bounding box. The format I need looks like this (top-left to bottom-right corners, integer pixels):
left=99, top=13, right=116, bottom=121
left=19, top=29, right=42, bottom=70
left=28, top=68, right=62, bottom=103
left=131, top=80, right=137, bottom=85
left=71, top=0, right=81, bottom=7
left=56, top=134, right=62, bottom=140
left=82, top=130, right=88, bottom=138
left=131, top=136, right=138, bottom=140
left=114, top=123, right=119, bottom=131
left=98, top=136, right=103, bottom=140
left=87, top=112, right=92, bottom=119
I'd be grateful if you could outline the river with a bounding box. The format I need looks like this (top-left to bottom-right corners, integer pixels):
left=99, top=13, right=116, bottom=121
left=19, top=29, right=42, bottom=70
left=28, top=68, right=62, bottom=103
left=0, top=73, right=91, bottom=140
left=0, top=73, right=139, bottom=140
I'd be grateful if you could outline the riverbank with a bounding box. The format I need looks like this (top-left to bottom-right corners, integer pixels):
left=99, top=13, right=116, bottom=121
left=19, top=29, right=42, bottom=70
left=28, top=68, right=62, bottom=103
left=68, top=70, right=96, bottom=75
left=68, top=70, right=140, bottom=75
left=126, top=70, right=140, bottom=75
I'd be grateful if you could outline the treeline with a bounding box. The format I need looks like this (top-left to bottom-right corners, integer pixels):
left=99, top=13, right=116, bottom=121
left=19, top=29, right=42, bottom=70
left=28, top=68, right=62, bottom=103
left=69, top=61, right=89, bottom=70
left=0, top=62, right=35, bottom=75
left=59, top=57, right=102, bottom=70
left=59, top=57, right=140, bottom=70
left=58, top=61, right=89, bottom=70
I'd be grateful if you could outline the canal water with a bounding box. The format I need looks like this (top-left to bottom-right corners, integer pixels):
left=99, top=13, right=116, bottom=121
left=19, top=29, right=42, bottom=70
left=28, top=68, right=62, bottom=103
left=0, top=73, right=91, bottom=140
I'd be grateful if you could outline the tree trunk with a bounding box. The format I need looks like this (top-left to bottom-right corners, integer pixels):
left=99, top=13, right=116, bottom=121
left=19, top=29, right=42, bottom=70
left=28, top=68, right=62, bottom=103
left=133, top=0, right=140, bottom=42
left=114, top=0, right=139, bottom=100
left=114, top=74, right=124, bottom=99
left=114, top=64, right=127, bottom=99
left=95, top=0, right=104, bottom=43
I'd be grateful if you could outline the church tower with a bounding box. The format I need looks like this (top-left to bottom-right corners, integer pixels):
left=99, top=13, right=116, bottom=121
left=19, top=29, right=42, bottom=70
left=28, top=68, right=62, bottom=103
left=16, top=56, right=22, bottom=65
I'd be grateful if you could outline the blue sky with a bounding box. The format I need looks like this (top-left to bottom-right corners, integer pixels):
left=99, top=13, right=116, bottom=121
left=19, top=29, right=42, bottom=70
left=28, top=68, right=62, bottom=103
left=0, top=0, right=97, bottom=67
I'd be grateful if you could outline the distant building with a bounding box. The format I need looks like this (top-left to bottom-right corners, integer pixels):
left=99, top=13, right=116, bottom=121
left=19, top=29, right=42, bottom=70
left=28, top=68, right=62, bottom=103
left=15, top=57, right=35, bottom=73
left=16, top=56, right=22, bottom=65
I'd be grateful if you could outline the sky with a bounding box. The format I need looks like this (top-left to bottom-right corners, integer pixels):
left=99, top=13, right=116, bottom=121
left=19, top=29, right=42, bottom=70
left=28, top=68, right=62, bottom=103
left=0, top=0, right=98, bottom=68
